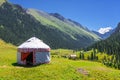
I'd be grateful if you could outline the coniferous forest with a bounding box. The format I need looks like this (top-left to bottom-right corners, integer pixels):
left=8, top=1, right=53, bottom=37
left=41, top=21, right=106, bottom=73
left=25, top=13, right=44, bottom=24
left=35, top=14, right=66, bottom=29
left=86, top=23, right=120, bottom=69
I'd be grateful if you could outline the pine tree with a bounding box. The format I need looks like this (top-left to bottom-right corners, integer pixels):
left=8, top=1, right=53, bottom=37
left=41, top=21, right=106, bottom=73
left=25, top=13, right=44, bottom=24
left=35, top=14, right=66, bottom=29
left=91, top=52, right=94, bottom=60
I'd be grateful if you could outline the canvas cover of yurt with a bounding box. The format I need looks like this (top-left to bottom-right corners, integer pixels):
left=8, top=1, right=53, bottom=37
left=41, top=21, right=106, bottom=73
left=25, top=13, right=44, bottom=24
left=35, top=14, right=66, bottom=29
left=17, top=37, right=50, bottom=65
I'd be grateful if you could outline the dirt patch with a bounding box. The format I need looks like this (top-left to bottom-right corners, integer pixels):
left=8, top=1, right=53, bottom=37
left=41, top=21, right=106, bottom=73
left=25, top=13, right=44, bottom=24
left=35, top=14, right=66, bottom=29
left=77, top=68, right=89, bottom=76
left=15, top=66, right=23, bottom=68
left=0, top=65, right=8, bottom=68
left=0, top=65, right=23, bottom=68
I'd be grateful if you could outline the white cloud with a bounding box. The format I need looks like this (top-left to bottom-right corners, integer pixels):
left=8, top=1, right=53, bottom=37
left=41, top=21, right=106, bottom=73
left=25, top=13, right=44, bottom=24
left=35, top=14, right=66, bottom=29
left=98, top=27, right=112, bottom=34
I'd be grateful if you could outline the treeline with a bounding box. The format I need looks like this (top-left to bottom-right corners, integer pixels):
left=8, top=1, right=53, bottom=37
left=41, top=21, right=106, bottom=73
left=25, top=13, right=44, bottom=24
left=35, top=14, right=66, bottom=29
left=79, top=49, right=98, bottom=61
left=87, top=33, right=120, bottom=55
left=85, top=23, right=120, bottom=69
left=79, top=49, right=120, bottom=69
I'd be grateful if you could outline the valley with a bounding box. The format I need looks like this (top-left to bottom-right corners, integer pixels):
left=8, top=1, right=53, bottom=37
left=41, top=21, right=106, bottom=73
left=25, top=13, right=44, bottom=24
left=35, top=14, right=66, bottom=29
left=0, top=0, right=120, bottom=80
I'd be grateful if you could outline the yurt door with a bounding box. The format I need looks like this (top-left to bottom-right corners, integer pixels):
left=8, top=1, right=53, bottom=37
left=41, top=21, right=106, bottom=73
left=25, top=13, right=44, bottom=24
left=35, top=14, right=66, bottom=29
left=26, top=52, right=33, bottom=65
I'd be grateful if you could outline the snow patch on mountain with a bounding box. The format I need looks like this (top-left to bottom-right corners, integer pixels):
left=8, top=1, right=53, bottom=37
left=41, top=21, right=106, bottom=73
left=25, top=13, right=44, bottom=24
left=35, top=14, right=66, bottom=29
left=98, top=27, right=112, bottom=34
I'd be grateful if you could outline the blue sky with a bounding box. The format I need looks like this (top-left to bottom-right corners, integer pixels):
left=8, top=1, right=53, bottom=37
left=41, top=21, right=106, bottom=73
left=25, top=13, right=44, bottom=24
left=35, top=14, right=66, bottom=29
left=8, top=0, right=120, bottom=31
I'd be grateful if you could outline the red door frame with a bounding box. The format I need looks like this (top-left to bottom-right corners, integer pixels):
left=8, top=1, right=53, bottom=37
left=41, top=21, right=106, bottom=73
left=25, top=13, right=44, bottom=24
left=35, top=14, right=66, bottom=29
left=21, top=52, right=34, bottom=65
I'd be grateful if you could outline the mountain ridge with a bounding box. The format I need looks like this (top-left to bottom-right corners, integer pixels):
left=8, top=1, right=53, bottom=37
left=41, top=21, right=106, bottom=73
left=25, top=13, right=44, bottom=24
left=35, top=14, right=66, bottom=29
left=27, top=9, right=100, bottom=40
left=0, top=1, right=100, bottom=49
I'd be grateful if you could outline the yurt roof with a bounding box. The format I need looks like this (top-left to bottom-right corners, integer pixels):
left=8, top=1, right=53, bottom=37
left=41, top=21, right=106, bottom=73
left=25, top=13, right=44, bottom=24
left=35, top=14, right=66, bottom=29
left=18, top=37, right=50, bottom=49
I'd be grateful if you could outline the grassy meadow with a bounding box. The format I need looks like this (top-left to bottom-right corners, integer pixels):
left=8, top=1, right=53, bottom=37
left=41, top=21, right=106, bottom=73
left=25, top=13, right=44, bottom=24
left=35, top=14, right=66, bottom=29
left=0, top=40, right=120, bottom=80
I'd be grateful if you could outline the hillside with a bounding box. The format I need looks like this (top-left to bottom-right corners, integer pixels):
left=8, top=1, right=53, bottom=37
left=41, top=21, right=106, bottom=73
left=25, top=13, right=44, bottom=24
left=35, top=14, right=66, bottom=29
left=86, top=23, right=120, bottom=69
left=27, top=9, right=100, bottom=41
left=0, top=39, right=15, bottom=49
left=87, top=23, right=120, bottom=55
left=0, top=1, right=100, bottom=49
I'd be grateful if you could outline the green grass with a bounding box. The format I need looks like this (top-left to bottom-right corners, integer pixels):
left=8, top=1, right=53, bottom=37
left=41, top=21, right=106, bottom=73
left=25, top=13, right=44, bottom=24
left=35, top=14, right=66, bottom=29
left=1, top=54, right=120, bottom=80
left=0, top=42, right=120, bottom=80
left=1, top=50, right=120, bottom=80
left=0, top=40, right=16, bottom=66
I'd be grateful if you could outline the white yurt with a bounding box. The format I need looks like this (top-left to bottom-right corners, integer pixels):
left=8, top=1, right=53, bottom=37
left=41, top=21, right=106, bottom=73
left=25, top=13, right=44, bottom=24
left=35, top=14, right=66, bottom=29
left=17, top=37, right=50, bottom=65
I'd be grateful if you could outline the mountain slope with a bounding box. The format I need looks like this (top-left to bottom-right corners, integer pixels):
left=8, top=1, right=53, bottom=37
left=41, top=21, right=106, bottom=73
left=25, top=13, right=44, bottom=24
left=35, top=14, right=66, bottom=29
left=87, top=23, right=120, bottom=55
left=0, top=1, right=100, bottom=49
left=27, top=9, right=100, bottom=46
left=0, top=39, right=15, bottom=48
left=27, top=9, right=99, bottom=40
left=86, top=23, right=120, bottom=69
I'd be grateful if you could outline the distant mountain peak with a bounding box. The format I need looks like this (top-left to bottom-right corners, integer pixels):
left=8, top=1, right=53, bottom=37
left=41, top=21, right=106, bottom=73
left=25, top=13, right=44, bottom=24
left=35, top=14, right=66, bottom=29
left=93, top=27, right=114, bottom=39
left=98, top=27, right=112, bottom=34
